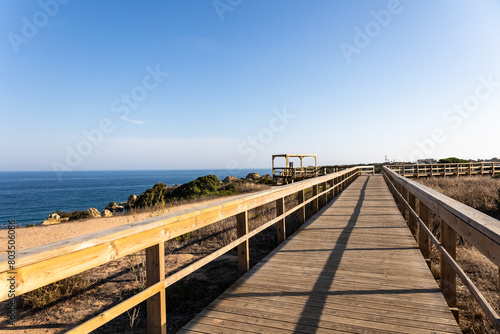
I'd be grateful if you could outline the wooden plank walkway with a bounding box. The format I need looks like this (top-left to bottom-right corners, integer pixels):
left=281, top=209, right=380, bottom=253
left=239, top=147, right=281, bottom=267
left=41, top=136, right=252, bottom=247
left=180, top=175, right=461, bottom=334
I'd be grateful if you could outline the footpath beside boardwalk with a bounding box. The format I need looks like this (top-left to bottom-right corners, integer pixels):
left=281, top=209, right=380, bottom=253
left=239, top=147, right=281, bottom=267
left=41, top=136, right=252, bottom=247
left=180, top=175, right=461, bottom=333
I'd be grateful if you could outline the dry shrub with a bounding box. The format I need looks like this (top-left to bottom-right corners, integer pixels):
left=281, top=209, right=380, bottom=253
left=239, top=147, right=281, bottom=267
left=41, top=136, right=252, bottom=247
left=21, top=271, right=93, bottom=309
left=418, top=176, right=500, bottom=219
left=456, top=246, right=500, bottom=333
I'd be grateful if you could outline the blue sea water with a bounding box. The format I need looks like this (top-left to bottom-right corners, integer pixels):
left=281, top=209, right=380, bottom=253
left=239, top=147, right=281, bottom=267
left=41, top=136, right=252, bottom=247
left=0, top=169, right=271, bottom=227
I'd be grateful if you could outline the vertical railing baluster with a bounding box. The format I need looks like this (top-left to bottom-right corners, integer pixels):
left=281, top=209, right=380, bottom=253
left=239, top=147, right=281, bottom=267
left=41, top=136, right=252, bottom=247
left=237, top=211, right=249, bottom=277
left=418, top=201, right=431, bottom=268
left=298, top=190, right=306, bottom=226
left=146, top=243, right=166, bottom=334
left=312, top=185, right=319, bottom=213
left=276, top=198, right=286, bottom=243
left=441, top=219, right=458, bottom=321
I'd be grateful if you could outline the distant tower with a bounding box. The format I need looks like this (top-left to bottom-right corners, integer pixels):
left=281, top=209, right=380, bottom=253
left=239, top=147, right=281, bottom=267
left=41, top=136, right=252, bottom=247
left=385, top=155, right=389, bottom=163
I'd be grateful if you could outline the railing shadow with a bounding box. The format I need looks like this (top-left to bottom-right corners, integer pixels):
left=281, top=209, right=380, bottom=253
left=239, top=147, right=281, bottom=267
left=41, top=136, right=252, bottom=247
left=291, top=175, right=369, bottom=333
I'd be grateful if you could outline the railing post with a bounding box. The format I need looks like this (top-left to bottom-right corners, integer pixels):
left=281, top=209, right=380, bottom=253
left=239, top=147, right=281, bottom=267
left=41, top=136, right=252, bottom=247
left=329, top=179, right=334, bottom=200
left=321, top=181, right=327, bottom=207
left=408, top=192, right=417, bottom=236
left=395, top=183, right=402, bottom=212
left=334, top=177, right=339, bottom=197
left=297, top=190, right=306, bottom=226
left=401, top=187, right=409, bottom=221
left=236, top=211, right=249, bottom=277
left=276, top=197, right=286, bottom=243
left=312, top=185, right=319, bottom=213
left=146, top=243, right=166, bottom=334
left=441, top=219, right=458, bottom=320
left=418, top=201, right=431, bottom=267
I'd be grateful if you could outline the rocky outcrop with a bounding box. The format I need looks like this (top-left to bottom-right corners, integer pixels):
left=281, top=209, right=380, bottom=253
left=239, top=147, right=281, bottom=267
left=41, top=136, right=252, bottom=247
left=127, top=194, right=137, bottom=206
left=245, top=173, right=260, bottom=180
left=105, top=201, right=124, bottom=213
left=261, top=174, right=272, bottom=179
left=87, top=207, right=101, bottom=218
left=41, top=212, right=61, bottom=225
left=101, top=209, right=113, bottom=217
left=223, top=176, right=238, bottom=183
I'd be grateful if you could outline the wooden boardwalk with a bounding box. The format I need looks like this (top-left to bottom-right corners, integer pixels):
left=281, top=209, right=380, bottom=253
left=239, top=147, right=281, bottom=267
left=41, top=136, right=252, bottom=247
left=180, top=175, right=461, bottom=334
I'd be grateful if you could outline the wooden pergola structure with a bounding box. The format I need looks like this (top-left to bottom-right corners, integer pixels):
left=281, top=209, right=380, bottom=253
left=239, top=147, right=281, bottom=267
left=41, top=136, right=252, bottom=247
left=272, top=154, right=318, bottom=184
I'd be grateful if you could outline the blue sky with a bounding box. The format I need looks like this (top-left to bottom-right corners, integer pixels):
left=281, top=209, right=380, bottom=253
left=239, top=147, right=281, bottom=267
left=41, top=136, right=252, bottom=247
left=1, top=1, right=500, bottom=172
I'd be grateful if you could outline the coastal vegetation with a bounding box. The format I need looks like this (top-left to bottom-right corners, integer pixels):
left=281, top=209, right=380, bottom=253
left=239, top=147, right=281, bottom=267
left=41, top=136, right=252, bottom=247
left=438, top=157, right=471, bottom=163
left=134, top=174, right=274, bottom=208
left=55, top=210, right=91, bottom=221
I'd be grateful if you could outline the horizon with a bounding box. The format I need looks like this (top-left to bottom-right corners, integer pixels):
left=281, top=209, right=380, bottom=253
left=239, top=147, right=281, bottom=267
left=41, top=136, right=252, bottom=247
left=2, top=156, right=500, bottom=173
left=2, top=1, right=499, bottom=172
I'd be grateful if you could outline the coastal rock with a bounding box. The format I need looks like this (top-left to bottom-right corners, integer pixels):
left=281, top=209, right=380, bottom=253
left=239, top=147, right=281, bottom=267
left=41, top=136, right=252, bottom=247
left=105, top=201, right=124, bottom=213
left=223, top=176, right=238, bottom=183
left=40, top=219, right=61, bottom=226
left=48, top=212, right=60, bottom=220
left=127, top=194, right=138, bottom=206
left=87, top=207, right=101, bottom=218
left=261, top=174, right=272, bottom=179
left=245, top=173, right=260, bottom=180
left=101, top=209, right=113, bottom=217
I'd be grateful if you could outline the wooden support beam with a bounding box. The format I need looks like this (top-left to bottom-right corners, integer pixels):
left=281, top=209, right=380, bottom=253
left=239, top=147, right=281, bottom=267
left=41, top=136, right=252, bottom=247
left=329, top=179, right=334, bottom=201
left=408, top=193, right=417, bottom=236
left=297, top=190, right=306, bottom=226
left=146, top=243, right=166, bottom=334
left=402, top=187, right=409, bottom=221
left=276, top=197, right=286, bottom=244
left=418, top=201, right=431, bottom=266
left=441, top=220, right=457, bottom=309
left=312, top=185, right=319, bottom=213
left=334, top=177, right=339, bottom=197
left=236, top=211, right=249, bottom=277
left=321, top=181, right=327, bottom=208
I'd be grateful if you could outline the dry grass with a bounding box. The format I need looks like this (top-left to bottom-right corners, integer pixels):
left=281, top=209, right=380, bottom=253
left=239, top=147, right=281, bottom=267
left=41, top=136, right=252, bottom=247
left=416, top=175, right=500, bottom=333
left=20, top=272, right=95, bottom=310
left=418, top=176, right=500, bottom=219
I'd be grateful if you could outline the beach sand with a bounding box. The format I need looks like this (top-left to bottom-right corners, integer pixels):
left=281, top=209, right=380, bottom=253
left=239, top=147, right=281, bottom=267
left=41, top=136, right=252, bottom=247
left=0, top=196, right=237, bottom=255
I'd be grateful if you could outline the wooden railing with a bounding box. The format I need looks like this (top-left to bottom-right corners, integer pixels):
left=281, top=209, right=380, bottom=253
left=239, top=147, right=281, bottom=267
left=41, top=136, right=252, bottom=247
left=388, top=162, right=500, bottom=178
left=272, top=166, right=319, bottom=178
left=383, top=166, right=500, bottom=331
left=273, top=165, right=375, bottom=184
left=0, top=167, right=364, bottom=333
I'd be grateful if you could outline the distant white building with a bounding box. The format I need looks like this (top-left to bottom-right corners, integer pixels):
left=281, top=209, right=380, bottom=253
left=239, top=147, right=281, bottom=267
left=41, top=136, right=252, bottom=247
left=417, top=158, right=437, bottom=164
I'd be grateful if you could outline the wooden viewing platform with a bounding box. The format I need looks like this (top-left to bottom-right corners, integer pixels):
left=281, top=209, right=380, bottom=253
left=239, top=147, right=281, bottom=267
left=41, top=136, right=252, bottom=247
left=180, top=175, right=461, bottom=334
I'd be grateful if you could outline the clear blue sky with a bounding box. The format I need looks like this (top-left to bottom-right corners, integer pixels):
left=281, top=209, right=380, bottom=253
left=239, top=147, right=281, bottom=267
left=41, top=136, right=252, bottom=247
left=1, top=1, right=500, bottom=172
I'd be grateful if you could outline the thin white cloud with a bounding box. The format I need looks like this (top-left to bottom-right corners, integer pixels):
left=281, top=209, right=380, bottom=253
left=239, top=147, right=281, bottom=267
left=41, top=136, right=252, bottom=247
left=121, top=116, right=155, bottom=125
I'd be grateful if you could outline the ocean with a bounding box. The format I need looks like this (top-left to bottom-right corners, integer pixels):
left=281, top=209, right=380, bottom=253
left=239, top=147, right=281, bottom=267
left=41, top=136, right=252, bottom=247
left=0, top=169, right=271, bottom=227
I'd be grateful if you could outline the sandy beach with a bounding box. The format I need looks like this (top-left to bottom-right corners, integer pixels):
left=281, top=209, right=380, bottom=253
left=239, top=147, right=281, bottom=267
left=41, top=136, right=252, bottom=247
left=0, top=196, right=237, bottom=255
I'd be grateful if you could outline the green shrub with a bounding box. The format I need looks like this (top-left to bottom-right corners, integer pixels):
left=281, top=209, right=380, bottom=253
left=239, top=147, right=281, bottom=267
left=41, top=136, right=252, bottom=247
left=135, top=175, right=243, bottom=208
left=258, top=177, right=276, bottom=185
left=438, top=157, right=470, bottom=163
left=55, top=210, right=90, bottom=221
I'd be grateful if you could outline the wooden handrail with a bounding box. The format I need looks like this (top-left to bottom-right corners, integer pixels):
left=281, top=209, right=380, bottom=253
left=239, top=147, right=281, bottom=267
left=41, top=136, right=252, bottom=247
left=383, top=166, right=500, bottom=330
left=0, top=166, right=364, bottom=333
left=387, top=162, right=500, bottom=178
